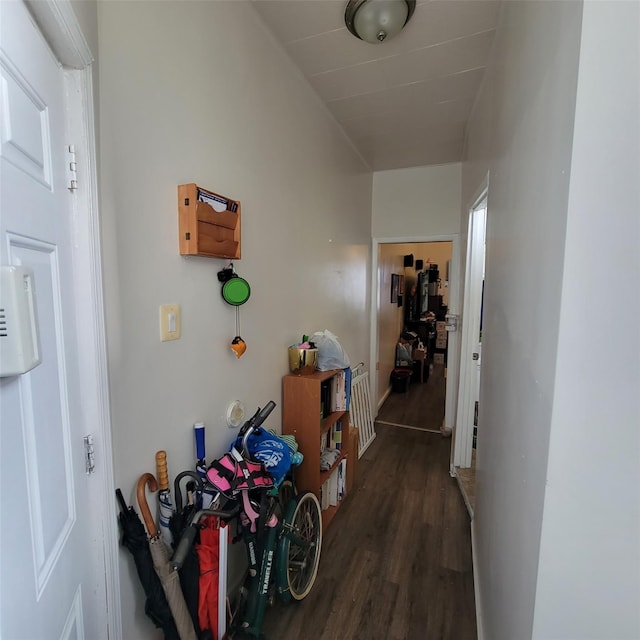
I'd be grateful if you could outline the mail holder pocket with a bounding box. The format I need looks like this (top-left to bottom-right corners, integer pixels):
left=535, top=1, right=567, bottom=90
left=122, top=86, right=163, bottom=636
left=178, top=182, right=241, bottom=259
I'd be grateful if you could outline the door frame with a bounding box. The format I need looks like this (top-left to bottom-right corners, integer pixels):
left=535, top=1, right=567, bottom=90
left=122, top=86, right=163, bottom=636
left=452, top=184, right=488, bottom=470
left=24, top=1, right=121, bottom=635
left=370, top=234, right=461, bottom=433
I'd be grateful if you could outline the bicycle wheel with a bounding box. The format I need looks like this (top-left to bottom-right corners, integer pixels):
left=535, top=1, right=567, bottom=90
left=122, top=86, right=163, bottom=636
left=276, top=491, right=322, bottom=602
left=276, top=479, right=296, bottom=517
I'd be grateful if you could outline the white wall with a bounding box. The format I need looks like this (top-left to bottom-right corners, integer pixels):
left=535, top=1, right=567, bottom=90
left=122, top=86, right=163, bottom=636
left=372, top=163, right=462, bottom=238
left=463, top=1, right=640, bottom=639
left=97, top=2, right=371, bottom=637
left=395, top=241, right=453, bottom=306
left=532, top=2, right=640, bottom=637
left=462, top=1, right=581, bottom=637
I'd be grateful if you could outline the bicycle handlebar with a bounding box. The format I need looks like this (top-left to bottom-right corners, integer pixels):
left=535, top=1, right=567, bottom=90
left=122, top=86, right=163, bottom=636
left=239, top=400, right=276, bottom=455
left=171, top=402, right=277, bottom=570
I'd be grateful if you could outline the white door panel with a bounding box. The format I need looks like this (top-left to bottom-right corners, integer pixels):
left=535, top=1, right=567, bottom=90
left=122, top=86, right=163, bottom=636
left=453, top=198, right=486, bottom=469
left=1, top=1, right=105, bottom=637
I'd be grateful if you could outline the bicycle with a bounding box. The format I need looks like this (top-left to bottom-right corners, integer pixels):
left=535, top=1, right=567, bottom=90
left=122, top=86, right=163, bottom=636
left=172, top=401, right=323, bottom=640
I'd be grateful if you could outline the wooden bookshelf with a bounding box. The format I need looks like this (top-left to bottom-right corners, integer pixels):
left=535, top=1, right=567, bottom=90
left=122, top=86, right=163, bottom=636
left=282, top=369, right=353, bottom=529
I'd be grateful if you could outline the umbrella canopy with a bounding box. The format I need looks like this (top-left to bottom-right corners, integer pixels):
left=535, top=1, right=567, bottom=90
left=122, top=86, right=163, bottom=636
left=115, top=488, right=180, bottom=640
left=137, top=473, right=198, bottom=640
left=169, top=471, right=205, bottom=638
left=196, top=515, right=228, bottom=640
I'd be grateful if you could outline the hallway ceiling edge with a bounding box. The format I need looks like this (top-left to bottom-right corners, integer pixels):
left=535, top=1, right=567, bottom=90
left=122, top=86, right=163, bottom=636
left=251, top=0, right=500, bottom=171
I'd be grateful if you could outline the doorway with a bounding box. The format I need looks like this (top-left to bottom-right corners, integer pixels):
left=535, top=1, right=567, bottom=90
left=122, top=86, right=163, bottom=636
left=452, top=192, right=487, bottom=515
left=369, top=235, right=460, bottom=436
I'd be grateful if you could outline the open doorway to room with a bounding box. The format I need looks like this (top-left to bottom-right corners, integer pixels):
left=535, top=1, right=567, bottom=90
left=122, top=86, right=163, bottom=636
left=373, top=241, right=455, bottom=434
left=452, top=193, right=487, bottom=516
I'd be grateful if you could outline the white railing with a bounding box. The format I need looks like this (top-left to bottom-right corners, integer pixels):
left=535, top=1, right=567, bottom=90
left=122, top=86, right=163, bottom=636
left=350, top=364, right=376, bottom=458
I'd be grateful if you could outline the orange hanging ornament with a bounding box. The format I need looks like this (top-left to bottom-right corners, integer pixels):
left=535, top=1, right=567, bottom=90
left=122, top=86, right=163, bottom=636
left=230, top=336, right=246, bottom=358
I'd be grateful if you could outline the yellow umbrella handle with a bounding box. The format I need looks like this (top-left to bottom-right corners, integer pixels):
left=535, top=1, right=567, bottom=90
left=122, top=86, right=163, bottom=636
left=155, top=450, right=169, bottom=491
left=136, top=473, right=159, bottom=538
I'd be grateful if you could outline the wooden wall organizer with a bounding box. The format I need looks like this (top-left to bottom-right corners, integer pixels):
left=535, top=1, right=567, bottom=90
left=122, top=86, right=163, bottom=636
left=178, top=183, right=241, bottom=259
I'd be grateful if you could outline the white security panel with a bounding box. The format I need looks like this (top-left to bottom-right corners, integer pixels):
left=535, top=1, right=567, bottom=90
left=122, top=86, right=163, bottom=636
left=0, top=265, right=41, bottom=376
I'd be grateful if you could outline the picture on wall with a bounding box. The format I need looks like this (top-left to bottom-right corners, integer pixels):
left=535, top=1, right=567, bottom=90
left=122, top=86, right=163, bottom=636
left=391, top=274, right=400, bottom=303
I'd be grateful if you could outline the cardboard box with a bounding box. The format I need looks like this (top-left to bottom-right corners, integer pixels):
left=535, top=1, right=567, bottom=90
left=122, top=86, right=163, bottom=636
left=412, top=348, right=426, bottom=361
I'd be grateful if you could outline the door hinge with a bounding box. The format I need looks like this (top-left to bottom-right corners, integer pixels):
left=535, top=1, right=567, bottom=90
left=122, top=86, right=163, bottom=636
left=84, top=434, right=95, bottom=474
left=66, top=145, right=78, bottom=191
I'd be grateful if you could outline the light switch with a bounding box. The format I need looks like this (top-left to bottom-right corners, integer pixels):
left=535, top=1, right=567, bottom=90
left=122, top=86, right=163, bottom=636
left=160, top=304, right=181, bottom=341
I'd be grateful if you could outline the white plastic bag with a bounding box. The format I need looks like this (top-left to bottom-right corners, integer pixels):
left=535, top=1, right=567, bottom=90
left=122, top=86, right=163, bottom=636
left=310, top=330, right=350, bottom=371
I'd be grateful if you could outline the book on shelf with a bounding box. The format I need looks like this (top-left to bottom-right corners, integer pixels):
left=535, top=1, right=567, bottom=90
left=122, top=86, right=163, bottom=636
left=344, top=367, right=352, bottom=411
left=320, top=478, right=330, bottom=510
left=328, top=470, right=339, bottom=507
left=338, top=458, right=347, bottom=502
left=324, top=421, right=342, bottom=450
left=333, top=420, right=342, bottom=450
left=319, top=454, right=347, bottom=511
left=321, top=380, right=331, bottom=418
left=330, top=369, right=347, bottom=412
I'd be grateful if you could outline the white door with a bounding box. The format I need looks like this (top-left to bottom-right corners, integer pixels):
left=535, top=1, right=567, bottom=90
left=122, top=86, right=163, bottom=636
left=453, top=197, right=486, bottom=468
left=0, top=2, right=109, bottom=637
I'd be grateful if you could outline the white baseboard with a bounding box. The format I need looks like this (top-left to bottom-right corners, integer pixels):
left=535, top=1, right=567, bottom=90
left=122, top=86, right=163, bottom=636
left=471, top=519, right=483, bottom=640
left=376, top=385, right=392, bottom=412
left=454, top=471, right=475, bottom=519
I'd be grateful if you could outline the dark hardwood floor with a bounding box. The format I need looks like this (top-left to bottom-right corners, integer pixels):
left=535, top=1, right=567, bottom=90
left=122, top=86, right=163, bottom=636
left=376, top=363, right=446, bottom=432
left=261, top=423, right=477, bottom=640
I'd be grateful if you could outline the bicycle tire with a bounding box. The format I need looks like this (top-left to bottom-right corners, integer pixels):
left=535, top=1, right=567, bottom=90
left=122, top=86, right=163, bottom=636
left=276, top=490, right=322, bottom=602
left=277, top=479, right=296, bottom=511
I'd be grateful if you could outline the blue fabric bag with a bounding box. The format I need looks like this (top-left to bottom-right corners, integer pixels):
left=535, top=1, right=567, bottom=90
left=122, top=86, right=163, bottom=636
left=232, top=428, right=293, bottom=486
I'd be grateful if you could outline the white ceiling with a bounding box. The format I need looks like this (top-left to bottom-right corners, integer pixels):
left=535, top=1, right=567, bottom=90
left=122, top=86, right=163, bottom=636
left=251, top=0, right=501, bottom=171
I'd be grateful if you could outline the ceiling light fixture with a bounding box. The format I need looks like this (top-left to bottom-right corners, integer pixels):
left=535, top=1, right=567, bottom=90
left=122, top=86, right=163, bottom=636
left=345, top=0, right=416, bottom=44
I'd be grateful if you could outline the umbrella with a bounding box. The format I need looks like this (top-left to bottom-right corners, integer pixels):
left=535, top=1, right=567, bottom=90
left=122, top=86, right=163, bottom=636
left=137, top=473, right=198, bottom=640
left=169, top=471, right=205, bottom=638
left=196, top=515, right=229, bottom=640
left=170, top=471, right=204, bottom=544
left=156, top=450, right=175, bottom=546
left=115, top=488, right=180, bottom=640
left=194, top=422, right=218, bottom=508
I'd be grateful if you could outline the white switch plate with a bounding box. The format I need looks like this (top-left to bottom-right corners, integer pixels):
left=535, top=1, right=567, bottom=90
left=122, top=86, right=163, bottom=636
left=159, top=304, right=181, bottom=341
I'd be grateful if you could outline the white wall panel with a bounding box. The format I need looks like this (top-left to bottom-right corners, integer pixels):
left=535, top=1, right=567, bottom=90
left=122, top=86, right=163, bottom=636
left=97, top=3, right=372, bottom=636
left=461, top=1, right=583, bottom=638
left=533, top=2, right=640, bottom=637
left=372, top=163, right=461, bottom=238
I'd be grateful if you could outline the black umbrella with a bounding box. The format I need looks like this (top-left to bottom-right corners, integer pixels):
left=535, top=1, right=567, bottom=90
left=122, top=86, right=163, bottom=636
left=169, top=471, right=206, bottom=639
left=115, top=488, right=180, bottom=640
